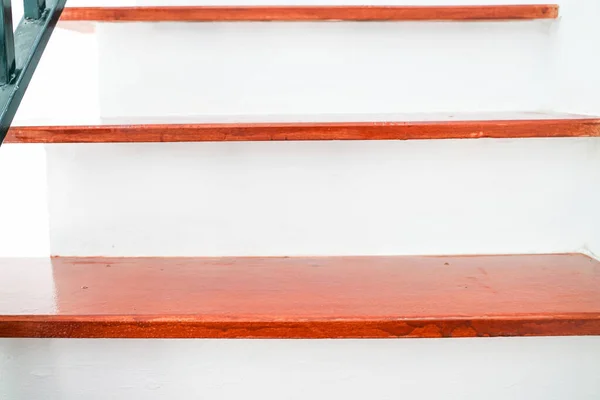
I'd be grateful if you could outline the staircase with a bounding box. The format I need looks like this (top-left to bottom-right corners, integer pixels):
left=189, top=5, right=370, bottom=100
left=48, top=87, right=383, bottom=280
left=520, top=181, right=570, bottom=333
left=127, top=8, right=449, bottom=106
left=1, top=1, right=600, bottom=398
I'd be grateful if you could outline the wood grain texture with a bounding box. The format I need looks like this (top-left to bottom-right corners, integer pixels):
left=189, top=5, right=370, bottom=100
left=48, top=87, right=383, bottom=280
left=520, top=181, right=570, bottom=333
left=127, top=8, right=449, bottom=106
left=1, top=254, right=599, bottom=338
left=7, top=114, right=600, bottom=143
left=58, top=5, right=560, bottom=22
left=58, top=5, right=558, bottom=22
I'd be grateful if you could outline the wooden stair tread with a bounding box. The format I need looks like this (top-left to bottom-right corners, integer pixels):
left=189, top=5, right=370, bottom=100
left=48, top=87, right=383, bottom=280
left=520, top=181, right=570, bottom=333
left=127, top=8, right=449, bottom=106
left=6, top=112, right=600, bottom=143
left=1, top=254, right=599, bottom=338
left=59, top=5, right=559, bottom=22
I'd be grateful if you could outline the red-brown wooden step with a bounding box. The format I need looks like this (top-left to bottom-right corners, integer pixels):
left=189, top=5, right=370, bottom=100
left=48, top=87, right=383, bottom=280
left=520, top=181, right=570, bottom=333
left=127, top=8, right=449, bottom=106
left=59, top=5, right=558, bottom=22
left=1, top=254, right=599, bottom=338
left=6, top=112, right=600, bottom=143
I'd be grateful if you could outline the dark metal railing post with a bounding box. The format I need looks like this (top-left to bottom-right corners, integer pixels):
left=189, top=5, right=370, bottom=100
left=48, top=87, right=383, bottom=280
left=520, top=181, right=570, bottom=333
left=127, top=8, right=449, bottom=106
left=24, top=0, right=45, bottom=20
left=0, top=0, right=67, bottom=143
left=0, top=0, right=15, bottom=85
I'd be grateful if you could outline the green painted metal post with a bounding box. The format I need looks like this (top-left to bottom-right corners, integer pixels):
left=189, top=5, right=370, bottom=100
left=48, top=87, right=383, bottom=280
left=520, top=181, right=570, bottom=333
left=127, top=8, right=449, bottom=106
left=0, top=0, right=15, bottom=85
left=24, top=0, right=46, bottom=19
left=0, top=0, right=67, bottom=143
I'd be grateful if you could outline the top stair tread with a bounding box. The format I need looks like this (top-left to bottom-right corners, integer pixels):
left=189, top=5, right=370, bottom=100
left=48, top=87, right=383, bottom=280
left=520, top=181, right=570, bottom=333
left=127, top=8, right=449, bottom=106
left=59, top=5, right=559, bottom=22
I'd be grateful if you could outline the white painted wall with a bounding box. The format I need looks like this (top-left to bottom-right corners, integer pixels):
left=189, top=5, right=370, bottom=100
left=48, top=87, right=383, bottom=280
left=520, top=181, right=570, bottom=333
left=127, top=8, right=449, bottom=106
left=47, top=138, right=600, bottom=256
left=97, top=20, right=554, bottom=117
left=2, top=337, right=600, bottom=400
left=552, top=1, right=600, bottom=115
left=0, top=145, right=49, bottom=256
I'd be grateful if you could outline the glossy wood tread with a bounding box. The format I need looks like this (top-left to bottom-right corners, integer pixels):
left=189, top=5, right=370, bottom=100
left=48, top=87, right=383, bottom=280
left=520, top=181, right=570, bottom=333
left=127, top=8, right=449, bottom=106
left=59, top=5, right=558, bottom=22
left=7, top=112, right=600, bottom=143
left=1, top=254, right=599, bottom=339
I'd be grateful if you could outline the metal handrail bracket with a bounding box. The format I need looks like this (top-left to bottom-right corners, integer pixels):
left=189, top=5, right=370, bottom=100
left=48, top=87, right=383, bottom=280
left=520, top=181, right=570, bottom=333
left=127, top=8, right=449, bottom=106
left=0, top=0, right=67, bottom=144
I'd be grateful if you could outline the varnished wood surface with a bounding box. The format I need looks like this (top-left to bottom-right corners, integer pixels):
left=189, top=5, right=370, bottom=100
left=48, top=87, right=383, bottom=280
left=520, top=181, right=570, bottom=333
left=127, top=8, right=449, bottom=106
left=1, top=254, right=599, bottom=338
left=6, top=113, right=600, bottom=143
left=59, top=5, right=558, bottom=22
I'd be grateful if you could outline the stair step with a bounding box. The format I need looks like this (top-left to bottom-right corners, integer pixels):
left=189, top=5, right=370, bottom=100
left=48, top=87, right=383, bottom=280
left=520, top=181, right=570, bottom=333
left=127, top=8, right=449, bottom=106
left=6, top=112, right=600, bottom=143
left=59, top=5, right=559, bottom=22
left=1, top=254, right=599, bottom=338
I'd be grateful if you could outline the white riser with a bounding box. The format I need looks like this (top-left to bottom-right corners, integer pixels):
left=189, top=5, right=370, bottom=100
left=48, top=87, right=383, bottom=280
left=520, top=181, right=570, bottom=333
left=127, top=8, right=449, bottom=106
left=2, top=337, right=600, bottom=400
left=47, top=138, right=600, bottom=256
left=97, top=20, right=554, bottom=117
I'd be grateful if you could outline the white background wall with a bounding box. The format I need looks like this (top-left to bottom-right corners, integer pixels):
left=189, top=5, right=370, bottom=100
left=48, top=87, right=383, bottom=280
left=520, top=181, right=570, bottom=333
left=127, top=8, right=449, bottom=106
left=2, top=337, right=600, bottom=400
left=1, top=1, right=599, bottom=399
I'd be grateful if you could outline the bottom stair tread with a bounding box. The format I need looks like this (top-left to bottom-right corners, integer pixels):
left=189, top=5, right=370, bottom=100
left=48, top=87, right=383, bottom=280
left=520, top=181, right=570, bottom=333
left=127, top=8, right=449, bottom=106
left=1, top=254, right=599, bottom=338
